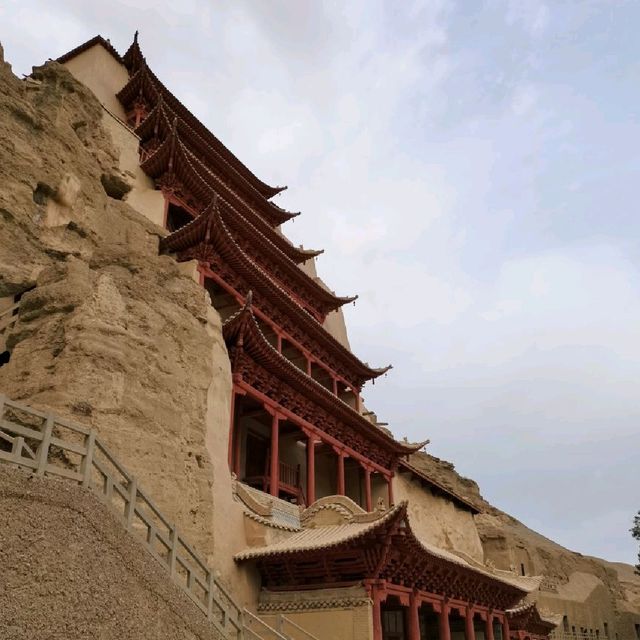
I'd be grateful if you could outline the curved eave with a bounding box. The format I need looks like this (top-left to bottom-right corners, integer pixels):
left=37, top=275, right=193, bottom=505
left=235, top=500, right=539, bottom=603
left=120, top=38, right=284, bottom=200
left=223, top=304, right=414, bottom=459
left=171, top=204, right=392, bottom=388
left=148, top=136, right=358, bottom=314
left=135, top=100, right=301, bottom=227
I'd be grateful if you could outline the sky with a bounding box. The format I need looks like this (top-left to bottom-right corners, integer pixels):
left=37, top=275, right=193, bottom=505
left=1, top=0, right=639, bottom=563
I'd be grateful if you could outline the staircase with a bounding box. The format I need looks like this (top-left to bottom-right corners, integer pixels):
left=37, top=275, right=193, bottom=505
left=0, top=393, right=319, bottom=640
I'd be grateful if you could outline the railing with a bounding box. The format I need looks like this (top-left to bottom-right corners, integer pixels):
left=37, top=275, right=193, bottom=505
left=243, top=609, right=289, bottom=640
left=275, top=614, right=320, bottom=640
left=550, top=632, right=609, bottom=640
left=278, top=460, right=300, bottom=491
left=0, top=394, right=244, bottom=638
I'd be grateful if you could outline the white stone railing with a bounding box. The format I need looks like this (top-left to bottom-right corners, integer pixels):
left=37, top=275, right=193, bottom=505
left=0, top=393, right=245, bottom=638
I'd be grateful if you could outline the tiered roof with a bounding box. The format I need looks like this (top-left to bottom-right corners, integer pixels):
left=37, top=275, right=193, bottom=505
left=221, top=296, right=423, bottom=468
left=122, top=32, right=285, bottom=202
left=236, top=497, right=541, bottom=610
left=161, top=203, right=390, bottom=388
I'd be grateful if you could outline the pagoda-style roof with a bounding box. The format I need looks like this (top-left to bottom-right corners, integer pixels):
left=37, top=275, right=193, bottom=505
left=398, top=459, right=481, bottom=514
left=507, top=601, right=561, bottom=638
left=119, top=35, right=288, bottom=207
left=141, top=116, right=320, bottom=266
left=235, top=497, right=541, bottom=611
left=126, top=84, right=297, bottom=227
left=160, top=204, right=389, bottom=388
left=153, top=170, right=353, bottom=322
left=222, top=298, right=423, bottom=468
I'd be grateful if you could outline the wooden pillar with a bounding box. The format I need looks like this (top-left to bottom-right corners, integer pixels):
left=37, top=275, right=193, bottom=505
left=386, top=474, right=394, bottom=507
left=486, top=614, right=495, bottom=640
left=276, top=333, right=282, bottom=353
left=465, top=607, right=476, bottom=640
left=270, top=413, right=280, bottom=497
left=337, top=451, right=346, bottom=495
left=408, top=592, right=421, bottom=640
left=332, top=377, right=338, bottom=397
left=438, top=603, right=451, bottom=640
left=306, top=436, right=316, bottom=505
left=306, top=356, right=312, bottom=376
left=502, top=617, right=510, bottom=640
left=372, top=590, right=383, bottom=640
left=364, top=467, right=372, bottom=511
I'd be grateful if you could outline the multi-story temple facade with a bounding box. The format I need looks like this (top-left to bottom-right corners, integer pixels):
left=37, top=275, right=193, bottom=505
left=49, top=33, right=561, bottom=640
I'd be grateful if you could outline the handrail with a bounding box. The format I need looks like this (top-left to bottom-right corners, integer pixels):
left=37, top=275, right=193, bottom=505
left=277, top=614, right=320, bottom=640
left=0, top=394, right=245, bottom=638
left=243, top=608, right=289, bottom=640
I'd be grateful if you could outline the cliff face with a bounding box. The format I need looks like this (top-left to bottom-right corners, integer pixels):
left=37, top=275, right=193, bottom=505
left=409, top=449, right=640, bottom=636
left=0, top=47, right=227, bottom=564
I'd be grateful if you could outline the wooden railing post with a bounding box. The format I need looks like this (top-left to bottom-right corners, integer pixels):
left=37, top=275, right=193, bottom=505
left=206, top=571, right=214, bottom=619
left=168, top=523, right=178, bottom=577
left=81, top=431, right=96, bottom=488
left=36, top=414, right=54, bottom=476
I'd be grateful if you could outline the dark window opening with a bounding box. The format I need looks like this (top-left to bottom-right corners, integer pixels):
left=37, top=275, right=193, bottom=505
left=520, top=562, right=526, bottom=576
left=166, top=201, right=194, bottom=233
left=204, top=278, right=241, bottom=322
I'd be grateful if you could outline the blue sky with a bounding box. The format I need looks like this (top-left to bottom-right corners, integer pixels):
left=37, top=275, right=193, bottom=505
left=1, top=0, right=639, bottom=562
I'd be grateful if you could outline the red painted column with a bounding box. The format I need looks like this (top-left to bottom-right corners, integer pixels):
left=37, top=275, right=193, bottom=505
left=332, top=377, right=338, bottom=396
left=408, top=592, right=421, bottom=640
left=372, top=590, right=383, bottom=640
left=306, top=356, right=312, bottom=376
left=364, top=467, right=372, bottom=511
left=270, top=413, right=280, bottom=497
left=337, top=451, right=346, bottom=495
left=486, top=614, right=495, bottom=640
left=465, top=607, right=476, bottom=640
left=502, top=617, right=510, bottom=640
left=276, top=333, right=282, bottom=353
left=438, top=603, right=451, bottom=640
left=307, top=436, right=316, bottom=505
left=386, top=474, right=394, bottom=507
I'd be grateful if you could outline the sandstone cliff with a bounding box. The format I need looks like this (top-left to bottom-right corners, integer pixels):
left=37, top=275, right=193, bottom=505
left=0, top=44, right=226, bottom=566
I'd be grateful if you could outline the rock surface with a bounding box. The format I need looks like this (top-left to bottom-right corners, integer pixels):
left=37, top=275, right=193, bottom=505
left=0, top=52, right=220, bottom=564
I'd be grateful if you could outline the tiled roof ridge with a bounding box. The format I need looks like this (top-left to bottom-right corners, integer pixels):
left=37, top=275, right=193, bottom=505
left=236, top=499, right=543, bottom=595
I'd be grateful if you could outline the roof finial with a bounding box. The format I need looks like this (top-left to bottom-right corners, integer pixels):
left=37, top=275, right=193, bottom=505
left=134, top=30, right=139, bottom=44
